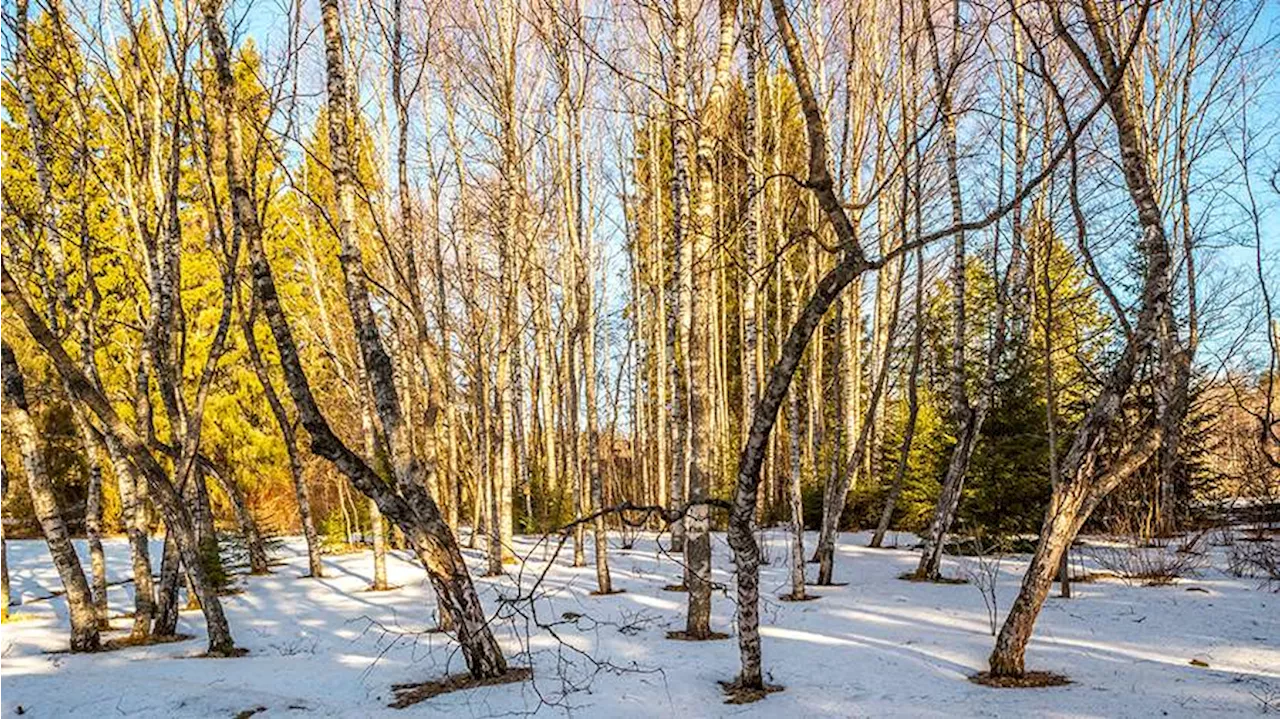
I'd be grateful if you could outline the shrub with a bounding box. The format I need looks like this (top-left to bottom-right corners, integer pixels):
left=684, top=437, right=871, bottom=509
left=1083, top=531, right=1208, bottom=586
left=1226, top=538, right=1280, bottom=590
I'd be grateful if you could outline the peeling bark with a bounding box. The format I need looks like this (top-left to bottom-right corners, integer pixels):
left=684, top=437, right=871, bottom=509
left=2, top=344, right=100, bottom=652
left=199, top=0, right=505, bottom=678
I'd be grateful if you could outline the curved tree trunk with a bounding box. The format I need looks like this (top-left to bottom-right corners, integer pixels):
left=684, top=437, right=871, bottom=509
left=198, top=0, right=506, bottom=678
left=153, top=535, right=183, bottom=635
left=2, top=290, right=237, bottom=653
left=2, top=344, right=100, bottom=652
left=989, top=0, right=1169, bottom=677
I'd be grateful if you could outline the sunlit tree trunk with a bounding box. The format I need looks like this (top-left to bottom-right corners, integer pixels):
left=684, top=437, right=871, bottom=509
left=667, top=0, right=692, bottom=558
left=682, top=0, right=737, bottom=639
left=2, top=343, right=101, bottom=652
left=990, top=0, right=1168, bottom=677
left=201, top=0, right=505, bottom=676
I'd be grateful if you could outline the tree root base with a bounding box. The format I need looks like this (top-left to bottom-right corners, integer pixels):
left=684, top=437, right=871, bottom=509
left=778, top=592, right=821, bottom=602
left=365, top=584, right=402, bottom=593
left=102, top=632, right=194, bottom=651
left=898, top=572, right=968, bottom=584
left=590, top=588, right=627, bottom=597
left=970, top=671, right=1070, bottom=688
left=720, top=679, right=784, bottom=704
left=666, top=630, right=731, bottom=641
left=45, top=632, right=195, bottom=655
left=197, top=646, right=250, bottom=658
left=388, top=667, right=532, bottom=708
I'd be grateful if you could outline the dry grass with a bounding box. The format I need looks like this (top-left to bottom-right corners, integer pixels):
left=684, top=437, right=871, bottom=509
left=1227, top=539, right=1280, bottom=589
left=1083, top=529, right=1210, bottom=586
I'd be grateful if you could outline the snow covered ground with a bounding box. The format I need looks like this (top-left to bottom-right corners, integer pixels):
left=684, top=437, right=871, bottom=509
left=1, top=530, right=1276, bottom=717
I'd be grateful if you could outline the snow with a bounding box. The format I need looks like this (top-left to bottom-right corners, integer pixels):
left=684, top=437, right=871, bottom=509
left=1, top=530, right=1276, bottom=717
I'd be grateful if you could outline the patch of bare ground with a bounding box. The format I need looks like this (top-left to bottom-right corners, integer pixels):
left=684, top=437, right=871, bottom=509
left=661, top=584, right=687, bottom=592
left=388, top=667, right=532, bottom=708
left=720, top=679, right=784, bottom=704
left=970, top=671, right=1071, bottom=688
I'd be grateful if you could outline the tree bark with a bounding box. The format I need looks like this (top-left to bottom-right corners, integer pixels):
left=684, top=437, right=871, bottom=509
left=584, top=237, right=613, bottom=594
left=199, top=0, right=504, bottom=676
left=667, top=0, right=692, bottom=557
left=2, top=343, right=101, bottom=652
left=683, top=0, right=737, bottom=639
left=989, top=0, right=1169, bottom=676
left=370, top=498, right=389, bottom=590
left=108, top=438, right=155, bottom=637
left=786, top=264, right=808, bottom=599
left=913, top=0, right=973, bottom=582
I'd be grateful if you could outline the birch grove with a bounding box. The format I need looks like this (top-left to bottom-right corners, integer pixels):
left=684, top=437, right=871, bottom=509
left=1, top=0, right=1276, bottom=709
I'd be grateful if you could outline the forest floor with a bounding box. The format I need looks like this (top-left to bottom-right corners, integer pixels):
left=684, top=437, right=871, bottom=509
left=1, top=528, right=1277, bottom=717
